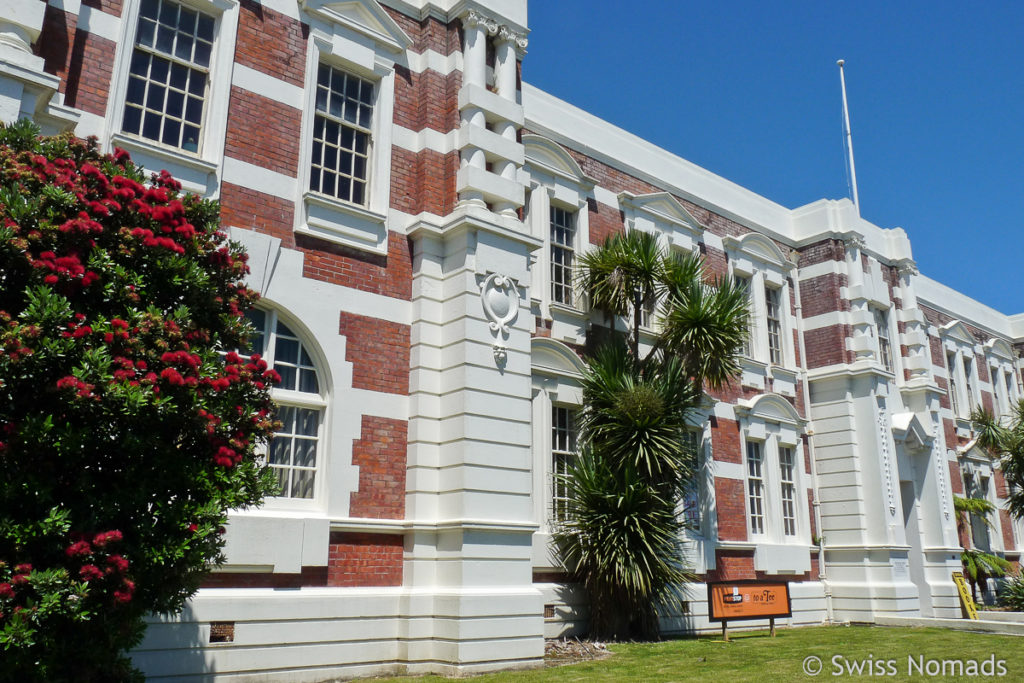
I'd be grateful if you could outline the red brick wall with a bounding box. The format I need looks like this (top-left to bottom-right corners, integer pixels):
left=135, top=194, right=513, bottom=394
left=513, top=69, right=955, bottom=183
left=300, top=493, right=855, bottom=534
left=715, top=477, right=747, bottom=542
left=587, top=198, right=623, bottom=245
left=798, top=239, right=846, bottom=267
left=393, top=67, right=460, bottom=133
left=350, top=416, right=407, bottom=519
left=710, top=417, right=742, bottom=464
left=384, top=9, right=460, bottom=55
left=301, top=231, right=413, bottom=300
left=803, top=326, right=850, bottom=369
left=799, top=273, right=848, bottom=318
left=707, top=549, right=753, bottom=581
left=949, top=460, right=964, bottom=495
left=390, top=148, right=459, bottom=217
left=338, top=312, right=410, bottom=394
left=223, top=87, right=301, bottom=177
left=807, top=489, right=817, bottom=540
left=38, top=8, right=114, bottom=117
left=235, top=0, right=307, bottom=87
left=995, top=468, right=1009, bottom=500
left=328, top=532, right=403, bottom=587
left=1000, top=510, right=1016, bottom=551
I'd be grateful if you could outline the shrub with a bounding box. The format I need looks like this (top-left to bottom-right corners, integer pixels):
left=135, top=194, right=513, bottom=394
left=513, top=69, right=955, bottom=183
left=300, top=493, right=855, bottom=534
left=998, top=573, right=1024, bottom=611
left=0, top=121, right=278, bottom=680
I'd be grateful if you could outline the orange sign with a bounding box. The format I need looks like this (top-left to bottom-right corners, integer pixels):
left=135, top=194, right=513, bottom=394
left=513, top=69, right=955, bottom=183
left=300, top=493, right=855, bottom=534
left=707, top=581, right=792, bottom=622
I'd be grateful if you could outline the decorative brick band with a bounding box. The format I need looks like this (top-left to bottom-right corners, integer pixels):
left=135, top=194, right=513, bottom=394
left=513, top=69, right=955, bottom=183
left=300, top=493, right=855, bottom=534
left=350, top=416, right=408, bottom=519
left=328, top=532, right=403, bottom=587
left=799, top=273, right=849, bottom=318
left=803, top=325, right=850, bottom=369
left=300, top=231, right=412, bottom=300
left=338, top=311, right=410, bottom=394
left=224, top=86, right=302, bottom=178
left=220, top=183, right=295, bottom=246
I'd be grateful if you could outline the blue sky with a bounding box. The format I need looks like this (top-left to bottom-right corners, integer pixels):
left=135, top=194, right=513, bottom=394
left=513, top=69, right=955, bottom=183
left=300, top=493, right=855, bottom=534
left=525, top=1, right=1023, bottom=315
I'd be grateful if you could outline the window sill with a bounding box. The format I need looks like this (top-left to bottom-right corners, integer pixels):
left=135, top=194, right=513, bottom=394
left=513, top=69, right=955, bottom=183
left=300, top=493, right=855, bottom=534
left=298, top=191, right=387, bottom=256
left=111, top=132, right=219, bottom=195
left=548, top=302, right=586, bottom=319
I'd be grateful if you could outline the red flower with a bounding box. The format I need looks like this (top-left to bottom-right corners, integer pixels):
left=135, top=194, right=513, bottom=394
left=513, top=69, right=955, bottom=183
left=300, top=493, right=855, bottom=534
left=188, top=523, right=198, bottom=533
left=65, top=540, right=93, bottom=558
left=11, top=574, right=29, bottom=586
left=0, top=583, right=13, bottom=599
left=160, top=367, right=185, bottom=386
left=106, top=555, right=130, bottom=575
left=114, top=579, right=135, bottom=604
left=93, top=530, right=123, bottom=547
left=14, top=564, right=31, bottom=574
left=79, top=564, right=103, bottom=581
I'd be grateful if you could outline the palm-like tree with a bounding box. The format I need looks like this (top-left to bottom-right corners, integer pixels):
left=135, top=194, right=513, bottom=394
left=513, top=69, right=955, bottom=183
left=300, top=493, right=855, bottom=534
left=954, top=493, right=1012, bottom=603
left=576, top=230, right=662, bottom=360
left=974, top=403, right=1024, bottom=519
left=656, top=249, right=749, bottom=389
left=557, top=230, right=748, bottom=640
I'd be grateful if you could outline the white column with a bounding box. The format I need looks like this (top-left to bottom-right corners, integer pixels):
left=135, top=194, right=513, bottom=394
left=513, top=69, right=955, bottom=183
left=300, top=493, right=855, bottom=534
left=491, top=27, right=522, bottom=217
left=897, top=260, right=930, bottom=381
left=457, top=11, right=493, bottom=207
left=845, top=235, right=874, bottom=363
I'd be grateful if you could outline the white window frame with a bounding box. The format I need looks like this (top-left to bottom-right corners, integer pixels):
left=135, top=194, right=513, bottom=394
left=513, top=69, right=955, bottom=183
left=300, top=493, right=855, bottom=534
left=745, top=439, right=766, bottom=537
left=550, top=403, right=579, bottom=524
left=871, top=305, right=895, bottom=374
left=293, top=11, right=405, bottom=255
left=106, top=0, right=238, bottom=195
left=724, top=234, right=797, bottom=371
left=245, top=307, right=328, bottom=511
left=682, top=427, right=706, bottom=535
left=736, top=394, right=808, bottom=546
left=549, top=203, right=578, bottom=308
left=528, top=187, right=590, bottom=320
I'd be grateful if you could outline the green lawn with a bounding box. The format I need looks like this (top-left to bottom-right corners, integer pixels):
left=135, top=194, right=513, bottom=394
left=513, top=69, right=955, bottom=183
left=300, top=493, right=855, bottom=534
left=373, top=626, right=1024, bottom=682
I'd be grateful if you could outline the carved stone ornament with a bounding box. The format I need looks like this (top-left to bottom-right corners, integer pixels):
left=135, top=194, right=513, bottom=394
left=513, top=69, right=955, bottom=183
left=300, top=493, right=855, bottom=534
left=497, top=24, right=528, bottom=52
left=844, top=233, right=866, bottom=252
left=897, top=259, right=919, bottom=277
left=480, top=272, right=519, bottom=335
left=464, top=9, right=499, bottom=35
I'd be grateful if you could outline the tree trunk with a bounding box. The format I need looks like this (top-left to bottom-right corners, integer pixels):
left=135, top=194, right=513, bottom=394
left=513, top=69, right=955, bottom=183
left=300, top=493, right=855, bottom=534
left=632, top=286, right=641, bottom=361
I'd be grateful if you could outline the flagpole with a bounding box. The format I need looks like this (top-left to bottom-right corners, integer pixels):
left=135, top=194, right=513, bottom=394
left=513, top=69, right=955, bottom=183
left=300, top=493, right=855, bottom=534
left=837, top=59, right=860, bottom=215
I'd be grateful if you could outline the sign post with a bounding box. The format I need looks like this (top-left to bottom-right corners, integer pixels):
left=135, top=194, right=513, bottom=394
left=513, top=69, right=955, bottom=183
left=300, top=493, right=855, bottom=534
left=708, top=581, right=792, bottom=641
left=952, top=571, right=979, bottom=620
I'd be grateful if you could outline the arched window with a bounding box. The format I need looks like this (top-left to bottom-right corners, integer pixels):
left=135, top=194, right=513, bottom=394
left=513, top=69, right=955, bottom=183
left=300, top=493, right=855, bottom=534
left=244, top=309, right=325, bottom=500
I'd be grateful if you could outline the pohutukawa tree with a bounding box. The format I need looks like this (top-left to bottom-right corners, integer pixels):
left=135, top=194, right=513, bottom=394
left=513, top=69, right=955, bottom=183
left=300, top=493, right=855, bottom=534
left=0, top=121, right=278, bottom=681
left=556, top=230, right=749, bottom=640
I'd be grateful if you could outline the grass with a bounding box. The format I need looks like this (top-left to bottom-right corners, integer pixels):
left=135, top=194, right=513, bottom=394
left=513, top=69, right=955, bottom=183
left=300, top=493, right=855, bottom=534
left=371, top=625, right=1024, bottom=682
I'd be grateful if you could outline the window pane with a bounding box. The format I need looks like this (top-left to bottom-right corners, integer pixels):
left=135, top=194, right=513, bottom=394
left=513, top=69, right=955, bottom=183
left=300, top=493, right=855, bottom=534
left=296, top=409, right=318, bottom=437
left=122, top=0, right=212, bottom=152
left=299, top=369, right=319, bottom=394
left=122, top=106, right=142, bottom=134
left=269, top=438, right=291, bottom=465
left=291, top=469, right=315, bottom=498
left=310, top=64, right=374, bottom=204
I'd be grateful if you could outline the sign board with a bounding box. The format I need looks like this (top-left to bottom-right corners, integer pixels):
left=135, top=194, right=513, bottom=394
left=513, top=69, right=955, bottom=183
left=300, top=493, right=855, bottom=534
left=952, top=571, right=979, bottom=620
left=707, top=581, right=792, bottom=622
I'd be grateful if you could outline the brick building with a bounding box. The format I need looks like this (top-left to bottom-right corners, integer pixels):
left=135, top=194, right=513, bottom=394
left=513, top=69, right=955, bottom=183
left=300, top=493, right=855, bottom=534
left=4, top=0, right=1024, bottom=678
